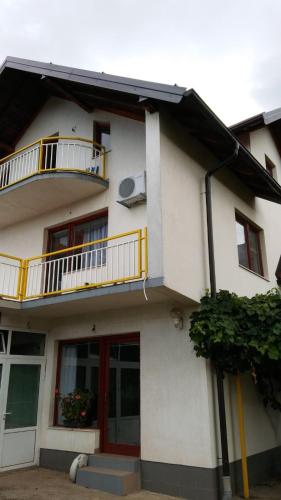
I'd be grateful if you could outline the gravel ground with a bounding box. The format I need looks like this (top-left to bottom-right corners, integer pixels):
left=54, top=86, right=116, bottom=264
left=0, top=467, right=280, bottom=500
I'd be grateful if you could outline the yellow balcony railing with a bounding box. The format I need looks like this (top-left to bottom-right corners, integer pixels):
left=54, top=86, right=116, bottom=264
left=0, top=253, right=23, bottom=300
left=0, top=136, right=107, bottom=190
left=0, top=229, right=148, bottom=302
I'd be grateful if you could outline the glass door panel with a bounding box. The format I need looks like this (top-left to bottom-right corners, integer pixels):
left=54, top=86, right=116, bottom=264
left=57, top=341, right=100, bottom=426
left=105, top=341, right=140, bottom=454
left=5, top=364, right=41, bottom=430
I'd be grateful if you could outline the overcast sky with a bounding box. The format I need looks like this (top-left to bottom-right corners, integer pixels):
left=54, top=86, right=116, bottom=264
left=1, top=0, right=280, bottom=125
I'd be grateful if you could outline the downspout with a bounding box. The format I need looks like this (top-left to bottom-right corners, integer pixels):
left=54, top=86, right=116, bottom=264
left=205, top=142, right=240, bottom=500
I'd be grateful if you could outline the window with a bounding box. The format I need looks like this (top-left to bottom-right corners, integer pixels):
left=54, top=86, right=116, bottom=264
left=93, top=122, right=111, bottom=150
left=235, top=215, right=264, bottom=276
left=46, top=213, right=108, bottom=293
left=10, top=332, right=45, bottom=356
left=48, top=213, right=108, bottom=251
left=265, top=155, right=276, bottom=178
left=56, top=340, right=100, bottom=427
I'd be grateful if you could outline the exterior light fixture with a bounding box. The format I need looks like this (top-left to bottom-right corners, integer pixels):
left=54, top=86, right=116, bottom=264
left=170, top=308, right=184, bottom=330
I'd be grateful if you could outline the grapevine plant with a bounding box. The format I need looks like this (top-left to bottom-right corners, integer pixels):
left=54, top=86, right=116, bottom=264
left=189, top=289, right=281, bottom=410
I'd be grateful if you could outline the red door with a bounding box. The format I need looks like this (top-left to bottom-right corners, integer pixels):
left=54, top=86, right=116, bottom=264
left=100, top=334, right=140, bottom=457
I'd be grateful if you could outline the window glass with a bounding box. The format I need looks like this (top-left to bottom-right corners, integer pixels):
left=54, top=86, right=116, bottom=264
left=58, top=341, right=100, bottom=426
left=0, top=331, right=8, bottom=354
left=10, top=332, right=45, bottom=356
left=107, top=342, right=140, bottom=446
left=49, top=229, right=69, bottom=253
left=236, top=221, right=249, bottom=268
left=5, top=364, right=41, bottom=429
left=235, top=215, right=263, bottom=276
left=73, top=217, right=108, bottom=268
left=248, top=228, right=262, bottom=275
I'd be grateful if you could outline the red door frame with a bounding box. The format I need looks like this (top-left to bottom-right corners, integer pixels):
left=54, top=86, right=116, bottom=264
left=55, top=332, right=140, bottom=457
left=100, top=333, right=140, bottom=457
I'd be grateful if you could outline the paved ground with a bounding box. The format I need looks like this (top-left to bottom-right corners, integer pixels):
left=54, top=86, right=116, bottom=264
left=0, top=468, right=177, bottom=500
left=0, top=467, right=281, bottom=499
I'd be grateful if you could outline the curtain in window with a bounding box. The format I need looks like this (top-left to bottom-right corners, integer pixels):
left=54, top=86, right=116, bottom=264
left=75, top=217, right=108, bottom=268
left=58, top=344, right=77, bottom=424
left=60, top=345, right=77, bottom=395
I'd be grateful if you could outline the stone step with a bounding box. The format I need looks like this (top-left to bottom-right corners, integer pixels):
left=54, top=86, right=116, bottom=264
left=88, top=453, right=140, bottom=472
left=76, top=466, right=140, bottom=495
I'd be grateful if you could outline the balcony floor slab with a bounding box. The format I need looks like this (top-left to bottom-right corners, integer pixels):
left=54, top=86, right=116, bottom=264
left=0, top=278, right=197, bottom=319
left=0, top=171, right=108, bottom=228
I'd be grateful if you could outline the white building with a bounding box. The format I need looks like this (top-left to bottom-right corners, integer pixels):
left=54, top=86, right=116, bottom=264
left=0, top=57, right=281, bottom=500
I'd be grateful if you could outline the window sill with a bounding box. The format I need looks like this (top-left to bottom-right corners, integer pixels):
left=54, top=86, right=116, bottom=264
left=48, top=426, right=99, bottom=433
left=239, top=265, right=270, bottom=282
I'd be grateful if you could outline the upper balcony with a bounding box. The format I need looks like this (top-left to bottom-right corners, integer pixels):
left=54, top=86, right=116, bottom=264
left=0, top=136, right=108, bottom=228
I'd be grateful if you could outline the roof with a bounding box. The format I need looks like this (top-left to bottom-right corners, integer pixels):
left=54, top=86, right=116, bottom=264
left=0, top=56, right=186, bottom=104
left=1, top=56, right=281, bottom=205
left=230, top=107, right=281, bottom=164
left=231, top=107, right=281, bottom=134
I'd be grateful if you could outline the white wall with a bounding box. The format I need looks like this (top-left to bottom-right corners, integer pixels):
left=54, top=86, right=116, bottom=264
left=160, top=113, right=212, bottom=302
left=159, top=114, right=281, bottom=466
left=225, top=373, right=281, bottom=462
left=27, top=303, right=216, bottom=468
left=2, top=300, right=281, bottom=469
left=160, top=113, right=281, bottom=301
left=0, top=97, right=147, bottom=259
left=250, top=127, right=281, bottom=182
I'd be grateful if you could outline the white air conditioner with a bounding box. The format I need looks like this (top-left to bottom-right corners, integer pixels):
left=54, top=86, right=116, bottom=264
left=117, top=172, right=146, bottom=208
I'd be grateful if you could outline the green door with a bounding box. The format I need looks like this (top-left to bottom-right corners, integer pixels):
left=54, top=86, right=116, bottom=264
left=4, top=364, right=41, bottom=430
left=1, top=362, right=42, bottom=468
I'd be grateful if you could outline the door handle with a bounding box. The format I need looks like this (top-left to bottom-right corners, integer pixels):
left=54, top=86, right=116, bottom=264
left=3, top=412, right=12, bottom=419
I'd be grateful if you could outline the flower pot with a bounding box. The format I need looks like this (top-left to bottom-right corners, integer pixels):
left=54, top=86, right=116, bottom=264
left=63, top=420, right=80, bottom=428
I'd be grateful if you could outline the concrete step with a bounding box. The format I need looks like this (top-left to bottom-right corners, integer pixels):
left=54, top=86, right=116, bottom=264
left=76, top=466, right=140, bottom=495
left=88, top=453, right=140, bottom=472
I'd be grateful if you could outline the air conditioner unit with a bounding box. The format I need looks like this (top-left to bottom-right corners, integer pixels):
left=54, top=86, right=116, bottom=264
left=117, top=172, right=146, bottom=208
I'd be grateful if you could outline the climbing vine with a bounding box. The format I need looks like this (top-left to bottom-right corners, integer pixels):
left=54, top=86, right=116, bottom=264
left=189, top=289, right=281, bottom=410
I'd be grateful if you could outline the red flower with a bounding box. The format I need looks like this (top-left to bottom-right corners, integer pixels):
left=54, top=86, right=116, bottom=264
left=75, top=394, right=81, bottom=400
left=80, top=411, right=86, bottom=417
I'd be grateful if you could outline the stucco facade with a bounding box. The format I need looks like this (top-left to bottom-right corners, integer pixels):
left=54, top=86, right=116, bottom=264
left=0, top=58, right=281, bottom=500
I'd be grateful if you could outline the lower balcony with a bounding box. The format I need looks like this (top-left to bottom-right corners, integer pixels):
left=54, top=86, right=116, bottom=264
left=0, top=230, right=147, bottom=306
left=0, top=137, right=108, bottom=227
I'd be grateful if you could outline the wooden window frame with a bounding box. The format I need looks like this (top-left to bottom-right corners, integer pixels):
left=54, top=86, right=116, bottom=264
left=236, top=214, right=264, bottom=276
left=47, top=210, right=108, bottom=253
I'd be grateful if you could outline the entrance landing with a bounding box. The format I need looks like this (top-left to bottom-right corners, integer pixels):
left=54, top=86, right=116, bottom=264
left=76, top=454, right=140, bottom=495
